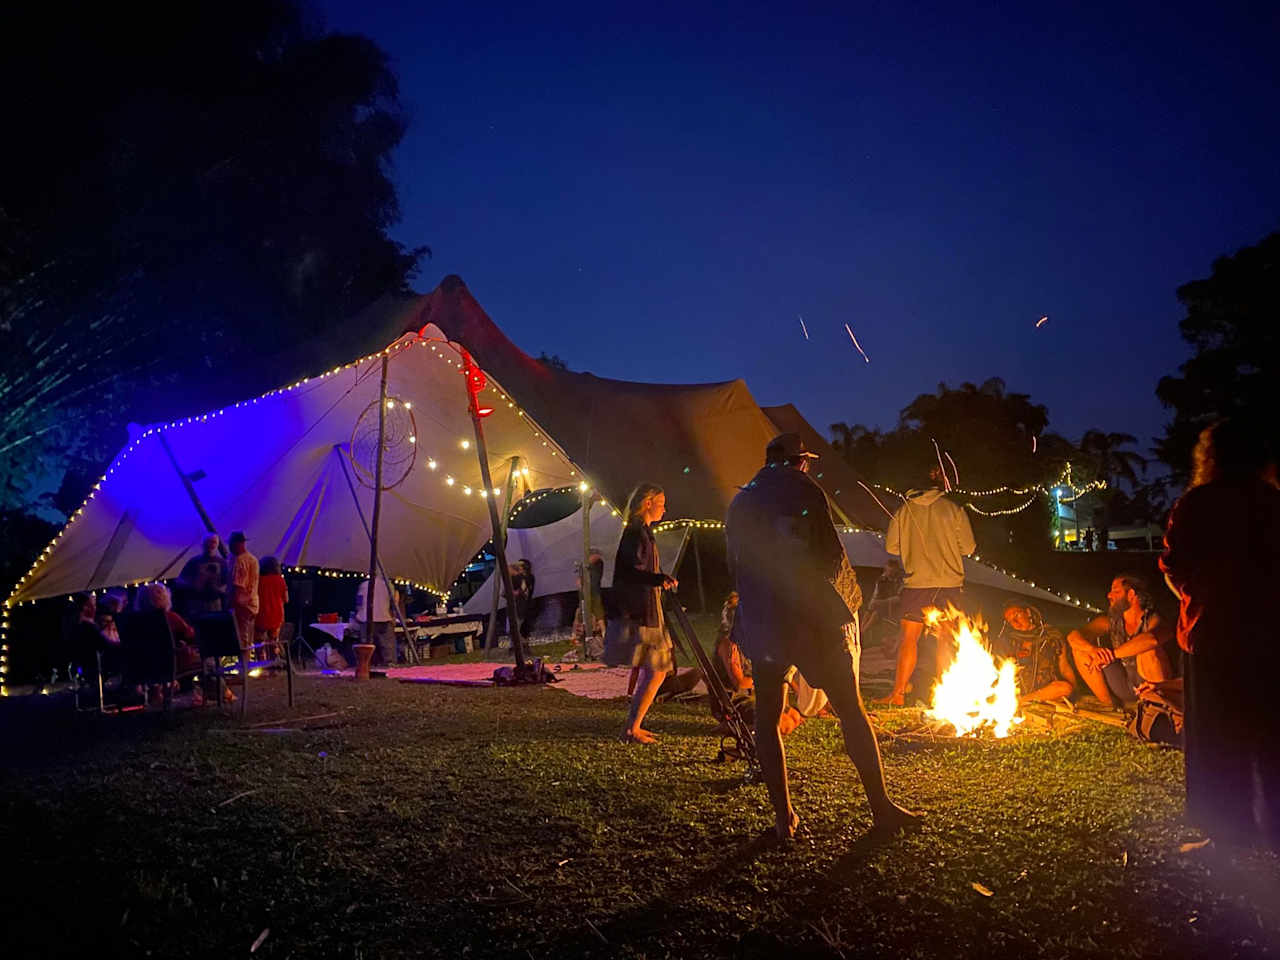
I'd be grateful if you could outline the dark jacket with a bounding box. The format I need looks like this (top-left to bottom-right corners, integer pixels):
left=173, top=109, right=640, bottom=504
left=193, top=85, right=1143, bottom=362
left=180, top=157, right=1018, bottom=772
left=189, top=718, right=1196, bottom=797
left=612, top=522, right=667, bottom=627
left=725, top=465, right=855, bottom=663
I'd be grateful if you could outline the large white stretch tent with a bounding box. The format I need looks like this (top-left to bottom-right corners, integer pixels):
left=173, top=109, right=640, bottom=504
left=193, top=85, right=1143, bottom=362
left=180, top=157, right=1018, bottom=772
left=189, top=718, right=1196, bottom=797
left=8, top=326, right=582, bottom=604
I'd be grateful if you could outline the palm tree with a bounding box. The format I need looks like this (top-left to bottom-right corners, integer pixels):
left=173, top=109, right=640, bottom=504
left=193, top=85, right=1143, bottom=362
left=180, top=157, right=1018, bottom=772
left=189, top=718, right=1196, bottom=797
left=1078, top=429, right=1148, bottom=490
left=829, top=422, right=881, bottom=468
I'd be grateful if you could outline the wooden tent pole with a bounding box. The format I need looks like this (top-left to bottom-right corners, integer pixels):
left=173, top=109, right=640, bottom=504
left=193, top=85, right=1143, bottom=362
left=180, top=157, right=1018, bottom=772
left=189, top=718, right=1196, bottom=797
left=462, top=354, right=529, bottom=671
left=692, top=527, right=706, bottom=613
left=334, top=448, right=419, bottom=664
left=483, top=456, right=521, bottom=654
left=363, top=356, right=389, bottom=645
left=579, top=485, right=592, bottom=646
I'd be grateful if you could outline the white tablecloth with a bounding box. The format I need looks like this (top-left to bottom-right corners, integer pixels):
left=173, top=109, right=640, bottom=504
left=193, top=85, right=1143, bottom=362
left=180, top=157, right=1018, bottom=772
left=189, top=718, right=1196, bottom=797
left=308, top=622, right=353, bottom=642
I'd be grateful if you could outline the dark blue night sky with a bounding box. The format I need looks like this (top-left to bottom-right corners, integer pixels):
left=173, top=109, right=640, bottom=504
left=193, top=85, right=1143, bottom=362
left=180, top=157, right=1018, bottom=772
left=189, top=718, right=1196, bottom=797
left=318, top=1, right=1279, bottom=459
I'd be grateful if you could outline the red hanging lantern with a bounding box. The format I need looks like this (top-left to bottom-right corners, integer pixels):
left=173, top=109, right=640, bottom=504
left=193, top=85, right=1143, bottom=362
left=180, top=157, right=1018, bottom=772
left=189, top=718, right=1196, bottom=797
left=462, top=353, right=487, bottom=401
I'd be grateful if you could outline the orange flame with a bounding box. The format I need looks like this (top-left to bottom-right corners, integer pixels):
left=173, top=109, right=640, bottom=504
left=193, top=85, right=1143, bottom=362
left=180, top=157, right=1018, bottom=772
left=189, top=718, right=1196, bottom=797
left=924, top=605, right=1022, bottom=738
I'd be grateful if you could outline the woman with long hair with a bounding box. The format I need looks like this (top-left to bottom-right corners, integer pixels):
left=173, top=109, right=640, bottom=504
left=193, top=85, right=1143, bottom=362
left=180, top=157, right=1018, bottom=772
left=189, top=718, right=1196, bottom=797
left=605, top=482, right=678, bottom=744
left=1160, top=417, right=1280, bottom=848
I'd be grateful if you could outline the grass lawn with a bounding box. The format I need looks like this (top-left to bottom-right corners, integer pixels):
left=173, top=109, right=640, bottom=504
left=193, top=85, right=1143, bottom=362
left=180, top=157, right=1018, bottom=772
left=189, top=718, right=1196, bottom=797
left=2, top=636, right=1278, bottom=959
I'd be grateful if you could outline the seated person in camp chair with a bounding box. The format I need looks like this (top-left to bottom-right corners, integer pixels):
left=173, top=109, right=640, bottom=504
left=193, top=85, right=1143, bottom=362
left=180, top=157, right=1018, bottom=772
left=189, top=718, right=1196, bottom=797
left=999, top=602, right=1078, bottom=705
left=70, top=592, right=121, bottom=692
left=1066, top=575, right=1174, bottom=708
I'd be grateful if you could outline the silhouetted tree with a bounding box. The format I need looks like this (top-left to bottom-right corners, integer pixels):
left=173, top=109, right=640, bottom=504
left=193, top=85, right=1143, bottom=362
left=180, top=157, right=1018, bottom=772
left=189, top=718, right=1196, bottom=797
left=1077, top=430, right=1147, bottom=490
left=0, top=1, right=426, bottom=513
left=1156, top=231, right=1280, bottom=480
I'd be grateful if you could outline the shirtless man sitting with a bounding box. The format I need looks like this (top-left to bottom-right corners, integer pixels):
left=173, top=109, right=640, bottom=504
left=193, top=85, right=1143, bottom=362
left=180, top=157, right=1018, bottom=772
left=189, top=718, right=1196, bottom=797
left=1066, top=575, right=1173, bottom=708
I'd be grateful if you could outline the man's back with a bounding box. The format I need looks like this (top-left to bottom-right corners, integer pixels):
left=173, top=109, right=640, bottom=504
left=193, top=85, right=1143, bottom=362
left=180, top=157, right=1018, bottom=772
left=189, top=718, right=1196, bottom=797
left=726, top=466, right=850, bottom=661
left=885, top=489, right=975, bottom=588
left=232, top=551, right=260, bottom=614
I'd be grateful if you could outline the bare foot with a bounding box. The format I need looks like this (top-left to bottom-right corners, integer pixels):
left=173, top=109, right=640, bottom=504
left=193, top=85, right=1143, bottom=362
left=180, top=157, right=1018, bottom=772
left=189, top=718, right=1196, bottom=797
left=871, top=693, right=905, bottom=707
left=871, top=803, right=923, bottom=833
left=775, top=809, right=800, bottom=841
left=621, top=728, right=657, bottom=744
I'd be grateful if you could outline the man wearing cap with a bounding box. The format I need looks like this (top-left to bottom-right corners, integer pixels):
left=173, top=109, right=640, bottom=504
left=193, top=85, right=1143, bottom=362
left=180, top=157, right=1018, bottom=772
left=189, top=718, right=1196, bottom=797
left=726, top=433, right=919, bottom=840
left=874, top=463, right=976, bottom=706
left=228, top=531, right=260, bottom=655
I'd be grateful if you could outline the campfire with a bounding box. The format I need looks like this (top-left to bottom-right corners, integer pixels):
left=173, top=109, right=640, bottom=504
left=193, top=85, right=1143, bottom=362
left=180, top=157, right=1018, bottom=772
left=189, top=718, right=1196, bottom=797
left=924, top=605, right=1022, bottom=738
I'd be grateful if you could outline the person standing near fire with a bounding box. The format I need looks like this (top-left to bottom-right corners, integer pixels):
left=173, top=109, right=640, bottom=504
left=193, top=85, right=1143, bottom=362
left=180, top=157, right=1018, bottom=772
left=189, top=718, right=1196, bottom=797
left=727, top=432, right=919, bottom=840
left=874, top=462, right=976, bottom=706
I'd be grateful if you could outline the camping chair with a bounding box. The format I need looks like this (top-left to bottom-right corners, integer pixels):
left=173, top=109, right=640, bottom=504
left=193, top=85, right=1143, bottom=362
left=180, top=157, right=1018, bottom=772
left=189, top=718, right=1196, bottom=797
left=119, top=609, right=199, bottom=713
left=194, top=612, right=248, bottom=719
left=72, top=650, right=107, bottom=714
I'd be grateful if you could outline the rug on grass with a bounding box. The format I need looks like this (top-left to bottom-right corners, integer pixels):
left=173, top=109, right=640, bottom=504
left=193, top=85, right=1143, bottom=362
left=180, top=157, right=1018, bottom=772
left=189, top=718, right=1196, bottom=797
left=384, top=662, right=709, bottom=700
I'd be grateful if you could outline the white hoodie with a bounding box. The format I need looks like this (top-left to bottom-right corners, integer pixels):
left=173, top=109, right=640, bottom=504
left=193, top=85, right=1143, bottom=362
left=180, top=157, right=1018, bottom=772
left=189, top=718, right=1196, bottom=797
left=885, top=488, right=976, bottom=588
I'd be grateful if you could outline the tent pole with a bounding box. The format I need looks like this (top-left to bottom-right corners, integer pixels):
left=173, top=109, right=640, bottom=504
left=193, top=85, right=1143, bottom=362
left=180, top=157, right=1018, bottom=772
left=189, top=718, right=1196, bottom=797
left=579, top=486, right=592, bottom=648
left=333, top=447, right=419, bottom=664
left=86, top=509, right=137, bottom=589
left=483, top=456, right=521, bottom=654
left=462, top=354, right=529, bottom=672
left=692, top=527, right=706, bottom=613
left=826, top=495, right=854, bottom=530
left=158, top=433, right=225, bottom=555
left=364, top=357, right=389, bottom=649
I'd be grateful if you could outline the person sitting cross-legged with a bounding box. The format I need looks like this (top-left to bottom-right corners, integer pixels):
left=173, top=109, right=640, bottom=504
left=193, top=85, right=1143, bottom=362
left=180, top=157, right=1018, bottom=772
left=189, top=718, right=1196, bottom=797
left=999, top=602, right=1078, bottom=705
left=1066, top=575, right=1173, bottom=709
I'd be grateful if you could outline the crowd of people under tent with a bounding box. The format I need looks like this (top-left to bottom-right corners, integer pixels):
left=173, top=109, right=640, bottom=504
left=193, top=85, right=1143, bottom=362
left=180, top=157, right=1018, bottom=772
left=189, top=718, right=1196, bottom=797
left=68, top=531, right=291, bottom=706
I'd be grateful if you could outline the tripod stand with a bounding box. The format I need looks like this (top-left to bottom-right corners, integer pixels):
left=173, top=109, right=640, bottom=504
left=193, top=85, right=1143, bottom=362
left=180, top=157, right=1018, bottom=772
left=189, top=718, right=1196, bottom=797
left=662, top=595, right=758, bottom=777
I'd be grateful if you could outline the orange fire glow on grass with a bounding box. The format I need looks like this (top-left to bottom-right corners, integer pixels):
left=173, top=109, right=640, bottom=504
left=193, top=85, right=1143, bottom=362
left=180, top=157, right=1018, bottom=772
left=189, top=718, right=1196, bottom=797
left=925, top=605, right=1022, bottom=738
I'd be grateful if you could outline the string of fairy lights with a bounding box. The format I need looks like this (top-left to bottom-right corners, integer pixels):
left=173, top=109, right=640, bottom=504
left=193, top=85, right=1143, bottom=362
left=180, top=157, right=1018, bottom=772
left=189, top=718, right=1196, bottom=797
left=872, top=463, right=1107, bottom=518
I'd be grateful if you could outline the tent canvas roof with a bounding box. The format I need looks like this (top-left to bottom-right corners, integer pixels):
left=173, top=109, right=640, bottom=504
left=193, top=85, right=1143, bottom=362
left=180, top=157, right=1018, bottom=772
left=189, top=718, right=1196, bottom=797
left=395, top=278, right=887, bottom=528
left=8, top=325, right=582, bottom=603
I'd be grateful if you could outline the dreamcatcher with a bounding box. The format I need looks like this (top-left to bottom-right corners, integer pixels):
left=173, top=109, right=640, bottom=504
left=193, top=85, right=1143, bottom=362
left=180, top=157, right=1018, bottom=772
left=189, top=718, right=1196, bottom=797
left=349, top=396, right=417, bottom=489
